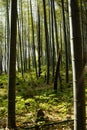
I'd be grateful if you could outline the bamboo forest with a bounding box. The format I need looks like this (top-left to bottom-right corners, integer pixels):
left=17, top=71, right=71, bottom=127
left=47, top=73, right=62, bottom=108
left=0, top=0, right=87, bottom=129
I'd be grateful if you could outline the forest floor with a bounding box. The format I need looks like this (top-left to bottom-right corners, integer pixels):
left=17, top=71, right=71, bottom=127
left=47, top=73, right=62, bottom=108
left=0, top=67, right=87, bottom=129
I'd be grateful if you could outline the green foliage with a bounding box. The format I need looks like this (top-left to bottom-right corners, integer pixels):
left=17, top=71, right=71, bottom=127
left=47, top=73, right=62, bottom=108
left=0, top=98, right=7, bottom=117
left=0, top=107, right=7, bottom=117
left=16, top=96, right=25, bottom=114
left=0, top=75, right=8, bottom=119
left=0, top=71, right=74, bottom=128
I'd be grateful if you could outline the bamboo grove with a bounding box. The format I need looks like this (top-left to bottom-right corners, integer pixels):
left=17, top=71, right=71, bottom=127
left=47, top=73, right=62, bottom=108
left=0, top=0, right=87, bottom=129
left=0, top=0, right=86, bottom=84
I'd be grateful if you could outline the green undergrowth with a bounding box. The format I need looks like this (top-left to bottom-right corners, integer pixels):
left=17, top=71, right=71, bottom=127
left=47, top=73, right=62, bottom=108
left=0, top=66, right=87, bottom=129
left=0, top=71, right=74, bottom=128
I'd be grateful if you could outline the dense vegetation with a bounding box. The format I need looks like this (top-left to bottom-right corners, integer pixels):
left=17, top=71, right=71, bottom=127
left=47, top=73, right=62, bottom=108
left=0, top=67, right=87, bottom=129
left=0, top=0, right=87, bottom=129
left=0, top=69, right=74, bottom=129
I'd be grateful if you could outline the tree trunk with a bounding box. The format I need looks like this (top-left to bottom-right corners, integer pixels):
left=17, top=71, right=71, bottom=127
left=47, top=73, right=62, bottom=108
left=30, top=0, right=37, bottom=78
left=0, top=48, right=2, bottom=74
left=37, top=7, right=41, bottom=77
left=6, top=0, right=10, bottom=71
left=54, top=50, right=61, bottom=92
left=27, top=0, right=31, bottom=71
left=51, top=0, right=55, bottom=81
left=8, top=0, right=17, bottom=128
left=43, top=0, right=50, bottom=84
left=17, top=16, right=24, bottom=77
left=61, top=0, right=69, bottom=83
left=20, top=0, right=25, bottom=74
left=68, top=0, right=86, bottom=129
left=24, top=26, right=27, bottom=72
left=52, top=0, right=59, bottom=56
left=5, top=21, right=7, bottom=73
